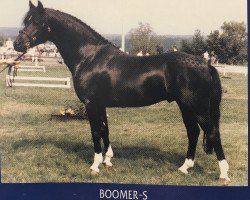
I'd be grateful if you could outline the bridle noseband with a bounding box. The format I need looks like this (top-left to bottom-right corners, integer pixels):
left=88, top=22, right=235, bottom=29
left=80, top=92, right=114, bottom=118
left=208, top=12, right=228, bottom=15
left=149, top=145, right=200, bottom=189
left=4, top=17, right=51, bottom=87
left=20, top=19, right=51, bottom=48
left=19, top=29, right=38, bottom=43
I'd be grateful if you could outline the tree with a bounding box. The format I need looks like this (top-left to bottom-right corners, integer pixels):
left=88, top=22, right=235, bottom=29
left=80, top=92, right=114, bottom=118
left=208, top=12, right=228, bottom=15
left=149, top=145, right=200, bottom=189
left=206, top=30, right=224, bottom=61
left=220, top=21, right=247, bottom=64
left=206, top=30, right=220, bottom=53
left=207, top=21, right=247, bottom=64
left=181, top=29, right=206, bottom=56
left=129, top=22, right=158, bottom=55
left=181, top=22, right=247, bottom=64
left=0, top=33, right=7, bottom=46
left=191, top=29, right=207, bottom=55
left=180, top=39, right=193, bottom=54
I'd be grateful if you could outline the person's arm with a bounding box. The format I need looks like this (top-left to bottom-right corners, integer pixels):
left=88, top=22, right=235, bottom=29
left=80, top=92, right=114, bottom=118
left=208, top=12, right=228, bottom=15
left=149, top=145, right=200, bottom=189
left=0, top=59, right=20, bottom=65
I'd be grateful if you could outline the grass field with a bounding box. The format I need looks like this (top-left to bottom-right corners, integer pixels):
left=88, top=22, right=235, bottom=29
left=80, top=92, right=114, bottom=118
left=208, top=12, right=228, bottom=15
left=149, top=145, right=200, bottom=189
left=0, top=63, right=248, bottom=186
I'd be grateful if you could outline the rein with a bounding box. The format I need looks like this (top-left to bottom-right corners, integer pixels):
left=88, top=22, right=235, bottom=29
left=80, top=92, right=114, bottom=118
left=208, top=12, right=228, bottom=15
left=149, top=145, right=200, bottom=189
left=1, top=52, right=26, bottom=87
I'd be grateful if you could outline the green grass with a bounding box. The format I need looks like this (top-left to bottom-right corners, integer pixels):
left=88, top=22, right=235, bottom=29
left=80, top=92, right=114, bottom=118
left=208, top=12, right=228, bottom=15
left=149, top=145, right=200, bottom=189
left=0, top=65, right=248, bottom=186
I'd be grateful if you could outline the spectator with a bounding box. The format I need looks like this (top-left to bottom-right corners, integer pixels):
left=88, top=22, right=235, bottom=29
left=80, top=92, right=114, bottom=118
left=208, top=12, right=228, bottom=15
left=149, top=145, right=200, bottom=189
left=203, top=51, right=209, bottom=62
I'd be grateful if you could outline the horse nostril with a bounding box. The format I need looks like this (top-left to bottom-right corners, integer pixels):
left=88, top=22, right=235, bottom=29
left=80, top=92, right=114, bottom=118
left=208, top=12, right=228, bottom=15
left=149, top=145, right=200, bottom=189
left=14, top=40, right=21, bottom=47
left=13, top=40, right=26, bottom=52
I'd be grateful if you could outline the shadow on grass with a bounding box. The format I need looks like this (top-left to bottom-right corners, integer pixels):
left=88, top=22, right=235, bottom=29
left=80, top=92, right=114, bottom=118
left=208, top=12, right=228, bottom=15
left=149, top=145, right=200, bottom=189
left=12, top=138, right=94, bottom=164
left=12, top=138, right=204, bottom=173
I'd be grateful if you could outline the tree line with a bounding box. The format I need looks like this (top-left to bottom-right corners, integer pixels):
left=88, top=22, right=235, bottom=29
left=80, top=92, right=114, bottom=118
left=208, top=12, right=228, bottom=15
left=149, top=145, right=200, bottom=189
left=0, top=33, right=7, bottom=46
left=0, top=21, right=247, bottom=65
left=128, top=21, right=247, bottom=65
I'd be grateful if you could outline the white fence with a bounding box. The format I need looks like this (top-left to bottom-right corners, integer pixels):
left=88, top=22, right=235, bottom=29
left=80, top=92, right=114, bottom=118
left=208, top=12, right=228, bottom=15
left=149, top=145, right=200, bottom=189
left=214, top=64, right=248, bottom=76
left=17, top=65, right=46, bottom=72
left=6, top=76, right=71, bottom=88
left=17, top=57, right=46, bottom=72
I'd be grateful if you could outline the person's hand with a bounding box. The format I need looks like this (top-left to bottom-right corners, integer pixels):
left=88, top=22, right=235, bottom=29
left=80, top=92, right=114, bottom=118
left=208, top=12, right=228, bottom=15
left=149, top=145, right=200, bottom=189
left=4, top=59, right=21, bottom=65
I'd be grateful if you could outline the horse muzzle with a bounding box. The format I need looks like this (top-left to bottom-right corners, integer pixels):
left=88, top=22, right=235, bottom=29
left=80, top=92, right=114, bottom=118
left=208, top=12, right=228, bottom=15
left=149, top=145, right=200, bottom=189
left=14, top=39, right=29, bottom=52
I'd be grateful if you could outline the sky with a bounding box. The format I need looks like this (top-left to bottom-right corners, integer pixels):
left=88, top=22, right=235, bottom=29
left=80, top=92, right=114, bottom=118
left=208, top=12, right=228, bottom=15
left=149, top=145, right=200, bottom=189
left=0, top=0, right=247, bottom=35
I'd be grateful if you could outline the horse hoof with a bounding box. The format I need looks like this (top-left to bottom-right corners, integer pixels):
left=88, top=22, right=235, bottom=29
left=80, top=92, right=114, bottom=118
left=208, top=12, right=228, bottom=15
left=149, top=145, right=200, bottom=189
left=103, top=162, right=113, bottom=168
left=178, top=167, right=188, bottom=174
left=218, top=178, right=231, bottom=186
left=104, top=163, right=112, bottom=168
left=90, top=169, right=99, bottom=176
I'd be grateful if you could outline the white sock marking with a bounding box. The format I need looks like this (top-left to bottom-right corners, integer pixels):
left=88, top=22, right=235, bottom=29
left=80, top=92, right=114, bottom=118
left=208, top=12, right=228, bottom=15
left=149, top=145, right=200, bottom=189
left=103, top=145, right=113, bottom=167
left=90, top=153, right=103, bottom=173
left=178, top=158, right=194, bottom=174
left=219, top=160, right=230, bottom=181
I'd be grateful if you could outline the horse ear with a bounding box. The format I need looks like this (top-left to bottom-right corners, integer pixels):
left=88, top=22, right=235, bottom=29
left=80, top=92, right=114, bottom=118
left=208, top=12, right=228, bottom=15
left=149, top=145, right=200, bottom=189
left=29, top=0, right=35, bottom=9
left=37, top=1, right=44, bottom=12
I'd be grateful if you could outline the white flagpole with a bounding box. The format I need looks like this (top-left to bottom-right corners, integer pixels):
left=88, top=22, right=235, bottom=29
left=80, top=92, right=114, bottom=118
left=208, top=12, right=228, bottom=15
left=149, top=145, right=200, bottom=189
left=121, top=0, right=125, bottom=52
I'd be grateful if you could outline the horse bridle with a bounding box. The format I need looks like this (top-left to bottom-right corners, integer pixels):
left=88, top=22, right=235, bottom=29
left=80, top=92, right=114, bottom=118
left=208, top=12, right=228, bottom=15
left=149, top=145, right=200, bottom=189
left=19, top=29, right=38, bottom=47
left=2, top=21, right=42, bottom=86
left=2, top=19, right=51, bottom=87
left=19, top=19, right=51, bottom=48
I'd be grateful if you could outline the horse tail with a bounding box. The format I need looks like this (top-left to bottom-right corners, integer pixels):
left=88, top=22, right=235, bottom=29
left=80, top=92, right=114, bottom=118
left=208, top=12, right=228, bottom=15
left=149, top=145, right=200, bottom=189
left=203, top=64, right=222, bottom=154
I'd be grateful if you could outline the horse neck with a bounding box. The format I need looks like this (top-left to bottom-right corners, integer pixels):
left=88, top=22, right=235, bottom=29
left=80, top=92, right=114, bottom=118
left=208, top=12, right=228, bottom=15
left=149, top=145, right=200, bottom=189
left=46, top=10, right=119, bottom=73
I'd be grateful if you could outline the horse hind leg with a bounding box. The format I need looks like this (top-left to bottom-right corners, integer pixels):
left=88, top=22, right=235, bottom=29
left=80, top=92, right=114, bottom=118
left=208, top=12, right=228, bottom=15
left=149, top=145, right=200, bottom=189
left=196, top=114, right=230, bottom=182
left=209, top=126, right=230, bottom=182
left=178, top=103, right=200, bottom=174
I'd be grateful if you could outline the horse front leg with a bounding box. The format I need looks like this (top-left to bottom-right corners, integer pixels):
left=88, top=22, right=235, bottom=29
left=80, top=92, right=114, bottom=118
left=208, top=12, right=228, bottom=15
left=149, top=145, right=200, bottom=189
left=96, top=106, right=113, bottom=167
left=178, top=104, right=200, bottom=174
left=86, top=103, right=113, bottom=174
left=101, top=109, right=113, bottom=167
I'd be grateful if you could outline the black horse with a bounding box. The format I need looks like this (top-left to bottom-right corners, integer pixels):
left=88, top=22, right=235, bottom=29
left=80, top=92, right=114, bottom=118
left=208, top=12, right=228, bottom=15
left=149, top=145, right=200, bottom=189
left=14, top=1, right=230, bottom=182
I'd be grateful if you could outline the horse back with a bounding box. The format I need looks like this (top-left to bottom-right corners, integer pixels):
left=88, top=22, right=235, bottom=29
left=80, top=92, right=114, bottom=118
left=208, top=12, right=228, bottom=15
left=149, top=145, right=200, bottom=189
left=74, top=51, right=211, bottom=108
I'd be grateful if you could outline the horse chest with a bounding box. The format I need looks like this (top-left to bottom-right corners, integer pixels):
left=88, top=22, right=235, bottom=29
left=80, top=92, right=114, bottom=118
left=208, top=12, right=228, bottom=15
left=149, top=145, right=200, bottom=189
left=73, top=70, right=114, bottom=102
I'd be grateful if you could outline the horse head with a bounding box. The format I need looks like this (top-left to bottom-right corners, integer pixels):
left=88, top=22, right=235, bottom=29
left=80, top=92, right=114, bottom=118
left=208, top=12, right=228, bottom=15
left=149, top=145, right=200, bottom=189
left=14, top=1, right=51, bottom=52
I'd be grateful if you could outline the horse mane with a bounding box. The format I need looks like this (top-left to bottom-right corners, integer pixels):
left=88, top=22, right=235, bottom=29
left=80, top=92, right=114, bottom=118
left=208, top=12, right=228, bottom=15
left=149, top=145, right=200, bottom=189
left=45, top=8, right=118, bottom=47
